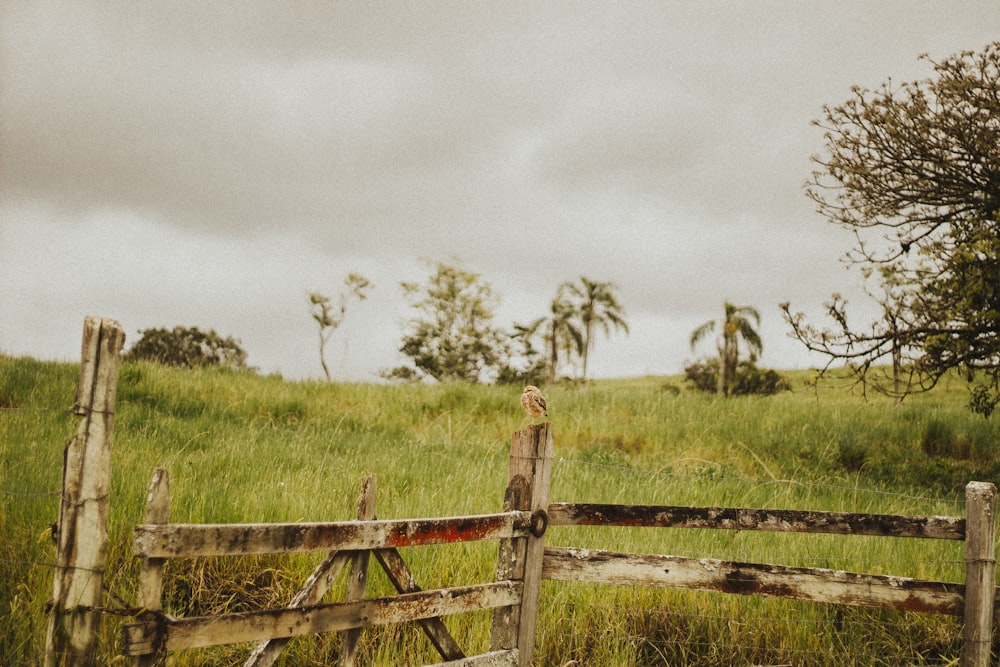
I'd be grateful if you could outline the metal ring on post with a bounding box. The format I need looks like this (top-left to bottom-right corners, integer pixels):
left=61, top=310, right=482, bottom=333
left=529, top=509, right=548, bottom=537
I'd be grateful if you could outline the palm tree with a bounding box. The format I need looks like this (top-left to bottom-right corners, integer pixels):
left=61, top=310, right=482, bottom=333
left=563, top=277, right=629, bottom=381
left=546, top=286, right=585, bottom=383
left=690, top=301, right=763, bottom=396
left=517, top=286, right=583, bottom=384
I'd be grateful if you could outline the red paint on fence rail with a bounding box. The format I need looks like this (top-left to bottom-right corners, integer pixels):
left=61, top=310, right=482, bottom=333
left=132, top=512, right=531, bottom=558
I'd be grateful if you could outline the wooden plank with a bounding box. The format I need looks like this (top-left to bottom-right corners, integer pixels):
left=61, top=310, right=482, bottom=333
left=136, top=468, right=170, bottom=667
left=45, top=316, right=126, bottom=667
left=547, top=502, right=966, bottom=540
left=542, top=547, right=964, bottom=616
left=489, top=477, right=528, bottom=652
left=374, top=547, right=465, bottom=660
left=339, top=474, right=377, bottom=667
left=245, top=479, right=378, bottom=666
left=244, top=551, right=353, bottom=666
left=121, top=581, right=522, bottom=655
left=426, top=649, right=519, bottom=666
left=490, top=423, right=552, bottom=667
left=133, top=511, right=530, bottom=558
left=961, top=481, right=997, bottom=667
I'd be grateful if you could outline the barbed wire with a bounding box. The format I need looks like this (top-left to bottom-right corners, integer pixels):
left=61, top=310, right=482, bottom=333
left=0, top=405, right=73, bottom=414
left=553, top=456, right=967, bottom=508
left=0, top=489, right=61, bottom=498
left=1, top=557, right=105, bottom=577
left=0, top=400, right=977, bottom=508
left=542, top=596, right=939, bottom=627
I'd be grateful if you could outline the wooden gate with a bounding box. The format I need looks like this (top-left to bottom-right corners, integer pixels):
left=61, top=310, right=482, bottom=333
left=121, top=424, right=554, bottom=667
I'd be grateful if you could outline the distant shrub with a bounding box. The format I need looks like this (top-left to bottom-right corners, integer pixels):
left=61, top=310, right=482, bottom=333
left=732, top=364, right=792, bottom=396
left=920, top=419, right=972, bottom=460
left=837, top=435, right=868, bottom=472
left=495, top=358, right=548, bottom=386
left=683, top=359, right=791, bottom=396
left=683, top=358, right=720, bottom=393
left=126, top=326, right=248, bottom=370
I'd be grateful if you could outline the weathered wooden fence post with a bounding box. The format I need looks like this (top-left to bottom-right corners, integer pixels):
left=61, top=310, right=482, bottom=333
left=491, top=422, right=553, bottom=667
left=137, top=468, right=170, bottom=667
left=44, top=316, right=126, bottom=667
left=339, top=473, right=377, bottom=667
left=962, top=481, right=997, bottom=667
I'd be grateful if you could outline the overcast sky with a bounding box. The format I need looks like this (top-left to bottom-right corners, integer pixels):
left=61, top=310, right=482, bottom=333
left=2, top=2, right=998, bottom=382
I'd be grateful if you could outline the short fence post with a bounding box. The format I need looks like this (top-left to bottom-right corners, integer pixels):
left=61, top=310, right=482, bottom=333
left=962, top=481, right=997, bottom=667
left=44, top=316, right=126, bottom=667
left=491, top=422, right=553, bottom=667
left=136, top=468, right=170, bottom=667
left=339, top=473, right=377, bottom=667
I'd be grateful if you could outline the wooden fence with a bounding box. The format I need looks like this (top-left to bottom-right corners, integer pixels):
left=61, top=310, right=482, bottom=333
left=44, top=316, right=999, bottom=667
left=120, top=422, right=555, bottom=667
left=543, top=488, right=996, bottom=666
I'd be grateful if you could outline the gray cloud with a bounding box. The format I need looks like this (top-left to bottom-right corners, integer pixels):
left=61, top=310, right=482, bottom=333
left=2, top=1, right=997, bottom=380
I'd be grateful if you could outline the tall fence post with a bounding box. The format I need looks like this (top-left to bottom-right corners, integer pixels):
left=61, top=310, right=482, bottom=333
left=44, top=316, right=126, bottom=667
left=962, top=481, right=997, bottom=667
left=491, top=422, right=553, bottom=667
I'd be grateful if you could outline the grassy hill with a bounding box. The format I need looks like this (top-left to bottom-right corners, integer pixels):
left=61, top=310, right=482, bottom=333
left=2, top=355, right=998, bottom=665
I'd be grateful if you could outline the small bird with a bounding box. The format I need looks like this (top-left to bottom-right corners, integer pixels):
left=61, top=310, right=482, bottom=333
left=521, top=385, right=548, bottom=421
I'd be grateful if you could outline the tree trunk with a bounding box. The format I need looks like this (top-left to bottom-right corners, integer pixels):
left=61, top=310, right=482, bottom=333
left=716, top=344, right=726, bottom=396
left=547, top=321, right=558, bottom=384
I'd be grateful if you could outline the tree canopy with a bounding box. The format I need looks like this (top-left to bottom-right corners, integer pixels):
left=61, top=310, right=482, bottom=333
left=125, top=326, right=248, bottom=370
left=514, top=277, right=628, bottom=384
left=783, top=42, right=1000, bottom=414
left=385, top=260, right=506, bottom=383
left=690, top=302, right=763, bottom=396
left=563, top=277, right=629, bottom=382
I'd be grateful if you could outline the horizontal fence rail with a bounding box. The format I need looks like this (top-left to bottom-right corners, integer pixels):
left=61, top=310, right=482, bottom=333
left=547, top=502, right=967, bottom=540
left=122, top=581, right=522, bottom=655
left=542, top=547, right=965, bottom=615
left=132, top=511, right=532, bottom=558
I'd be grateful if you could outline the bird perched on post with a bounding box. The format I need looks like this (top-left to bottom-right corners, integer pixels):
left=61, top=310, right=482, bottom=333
left=521, top=385, right=548, bottom=421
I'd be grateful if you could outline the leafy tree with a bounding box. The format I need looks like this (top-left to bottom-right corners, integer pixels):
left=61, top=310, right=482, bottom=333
left=782, top=287, right=924, bottom=406
left=309, top=273, right=372, bottom=381
left=125, top=326, right=248, bottom=370
left=690, top=302, right=763, bottom=396
left=562, top=277, right=629, bottom=381
left=496, top=321, right=549, bottom=386
left=684, top=358, right=790, bottom=396
left=782, top=42, right=1000, bottom=415
left=386, top=260, right=506, bottom=383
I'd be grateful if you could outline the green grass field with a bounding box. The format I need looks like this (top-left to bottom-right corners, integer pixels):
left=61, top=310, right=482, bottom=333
left=2, top=355, right=999, bottom=665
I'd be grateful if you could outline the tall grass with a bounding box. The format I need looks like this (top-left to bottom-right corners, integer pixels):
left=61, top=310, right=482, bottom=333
left=1, top=356, right=997, bottom=665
